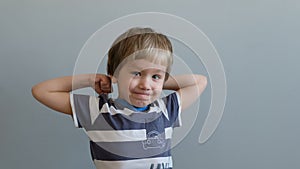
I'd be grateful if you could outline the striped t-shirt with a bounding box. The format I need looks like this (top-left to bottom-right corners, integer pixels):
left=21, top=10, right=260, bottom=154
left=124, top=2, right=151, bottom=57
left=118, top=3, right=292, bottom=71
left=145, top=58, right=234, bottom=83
left=70, top=92, right=182, bottom=169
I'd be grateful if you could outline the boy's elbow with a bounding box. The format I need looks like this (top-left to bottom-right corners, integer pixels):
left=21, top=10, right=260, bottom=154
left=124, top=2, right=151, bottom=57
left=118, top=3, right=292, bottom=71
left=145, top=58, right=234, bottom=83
left=31, top=85, right=38, bottom=99
left=201, top=75, right=208, bottom=86
left=31, top=84, right=42, bottom=101
left=197, top=75, right=208, bottom=92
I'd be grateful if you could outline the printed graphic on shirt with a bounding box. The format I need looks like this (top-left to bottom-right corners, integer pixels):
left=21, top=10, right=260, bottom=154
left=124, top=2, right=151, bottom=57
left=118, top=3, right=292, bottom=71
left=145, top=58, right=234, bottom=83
left=142, top=130, right=166, bottom=150
left=150, top=162, right=171, bottom=169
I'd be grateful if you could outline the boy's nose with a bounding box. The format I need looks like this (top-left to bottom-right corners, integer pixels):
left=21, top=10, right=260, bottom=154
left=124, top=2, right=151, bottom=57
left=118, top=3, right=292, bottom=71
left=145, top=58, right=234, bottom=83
left=138, top=77, right=151, bottom=90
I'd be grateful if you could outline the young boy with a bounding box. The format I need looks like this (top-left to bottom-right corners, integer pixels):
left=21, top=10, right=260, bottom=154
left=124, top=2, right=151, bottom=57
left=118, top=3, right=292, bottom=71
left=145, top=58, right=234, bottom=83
left=32, top=27, right=207, bottom=169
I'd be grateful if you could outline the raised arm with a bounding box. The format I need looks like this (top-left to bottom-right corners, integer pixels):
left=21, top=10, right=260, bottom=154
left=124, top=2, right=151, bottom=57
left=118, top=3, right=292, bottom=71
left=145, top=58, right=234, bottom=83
left=31, top=74, right=111, bottom=115
left=163, top=74, right=207, bottom=110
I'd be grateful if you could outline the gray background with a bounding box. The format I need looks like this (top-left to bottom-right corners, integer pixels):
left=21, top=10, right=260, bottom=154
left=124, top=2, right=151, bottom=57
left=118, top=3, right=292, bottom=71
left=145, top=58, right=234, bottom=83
left=1, top=0, right=299, bottom=169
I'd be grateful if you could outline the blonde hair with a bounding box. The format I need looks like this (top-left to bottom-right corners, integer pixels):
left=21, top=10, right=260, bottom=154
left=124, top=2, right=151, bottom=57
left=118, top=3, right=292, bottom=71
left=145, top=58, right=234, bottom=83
left=107, top=27, right=173, bottom=80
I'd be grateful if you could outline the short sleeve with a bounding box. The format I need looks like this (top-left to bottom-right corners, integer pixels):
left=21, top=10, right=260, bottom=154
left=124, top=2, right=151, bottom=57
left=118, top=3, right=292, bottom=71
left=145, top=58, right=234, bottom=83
left=70, top=94, right=95, bottom=128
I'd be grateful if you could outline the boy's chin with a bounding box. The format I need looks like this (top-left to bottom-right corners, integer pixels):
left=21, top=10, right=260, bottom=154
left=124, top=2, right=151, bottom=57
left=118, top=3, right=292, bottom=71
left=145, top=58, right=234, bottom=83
left=131, top=101, right=150, bottom=108
left=129, top=99, right=153, bottom=108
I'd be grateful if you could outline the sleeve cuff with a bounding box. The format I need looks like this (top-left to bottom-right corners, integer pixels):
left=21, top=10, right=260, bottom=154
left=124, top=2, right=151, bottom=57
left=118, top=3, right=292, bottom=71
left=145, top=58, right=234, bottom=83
left=175, top=91, right=182, bottom=127
left=70, top=94, right=79, bottom=128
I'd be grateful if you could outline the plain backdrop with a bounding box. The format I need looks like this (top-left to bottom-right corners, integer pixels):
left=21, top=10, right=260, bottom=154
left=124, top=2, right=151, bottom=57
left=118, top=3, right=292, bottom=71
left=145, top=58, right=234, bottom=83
left=1, top=0, right=299, bottom=169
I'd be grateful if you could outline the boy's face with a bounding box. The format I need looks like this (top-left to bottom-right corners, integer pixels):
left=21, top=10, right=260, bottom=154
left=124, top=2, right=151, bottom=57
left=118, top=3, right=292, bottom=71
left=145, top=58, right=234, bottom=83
left=114, top=59, right=167, bottom=108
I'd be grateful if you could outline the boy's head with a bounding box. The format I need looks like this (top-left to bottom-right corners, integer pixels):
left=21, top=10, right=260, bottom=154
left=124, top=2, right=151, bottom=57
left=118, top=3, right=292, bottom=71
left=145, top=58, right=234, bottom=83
left=107, top=27, right=173, bottom=81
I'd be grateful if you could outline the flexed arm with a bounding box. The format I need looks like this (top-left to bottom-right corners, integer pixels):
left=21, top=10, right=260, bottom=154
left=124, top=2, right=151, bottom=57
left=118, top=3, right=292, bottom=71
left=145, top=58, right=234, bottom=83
left=31, top=74, right=111, bottom=115
left=163, top=74, right=207, bottom=110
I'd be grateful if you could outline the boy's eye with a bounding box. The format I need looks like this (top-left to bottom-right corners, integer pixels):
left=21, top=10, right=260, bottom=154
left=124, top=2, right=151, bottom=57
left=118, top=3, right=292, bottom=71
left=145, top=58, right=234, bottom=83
left=152, top=74, right=161, bottom=80
left=132, top=72, right=141, bottom=76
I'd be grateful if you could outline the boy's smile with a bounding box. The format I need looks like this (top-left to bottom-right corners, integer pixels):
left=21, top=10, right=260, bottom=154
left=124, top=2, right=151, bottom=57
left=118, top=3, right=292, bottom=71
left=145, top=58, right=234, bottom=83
left=114, top=59, right=167, bottom=108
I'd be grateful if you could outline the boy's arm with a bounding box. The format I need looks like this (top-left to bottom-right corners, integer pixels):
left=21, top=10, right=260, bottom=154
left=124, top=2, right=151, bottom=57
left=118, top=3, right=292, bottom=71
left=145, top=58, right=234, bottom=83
left=31, top=74, right=111, bottom=115
left=163, top=74, right=207, bottom=110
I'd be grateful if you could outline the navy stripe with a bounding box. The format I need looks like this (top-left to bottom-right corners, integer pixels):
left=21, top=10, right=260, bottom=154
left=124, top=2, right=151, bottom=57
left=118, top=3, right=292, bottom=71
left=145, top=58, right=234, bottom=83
left=100, top=111, right=172, bottom=131
left=90, top=140, right=172, bottom=161
left=77, top=111, right=172, bottom=131
left=98, top=94, right=111, bottom=109
left=164, top=93, right=180, bottom=127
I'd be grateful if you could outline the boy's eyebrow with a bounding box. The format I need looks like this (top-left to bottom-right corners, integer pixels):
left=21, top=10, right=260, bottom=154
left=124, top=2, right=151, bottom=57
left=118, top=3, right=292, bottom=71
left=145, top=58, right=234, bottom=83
left=129, top=64, right=166, bottom=73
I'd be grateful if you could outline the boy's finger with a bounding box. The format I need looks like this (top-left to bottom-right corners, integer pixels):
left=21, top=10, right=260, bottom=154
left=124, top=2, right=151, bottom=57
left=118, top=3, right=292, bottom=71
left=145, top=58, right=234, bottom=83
left=103, top=75, right=111, bottom=85
left=94, top=82, right=102, bottom=94
left=100, top=81, right=112, bottom=93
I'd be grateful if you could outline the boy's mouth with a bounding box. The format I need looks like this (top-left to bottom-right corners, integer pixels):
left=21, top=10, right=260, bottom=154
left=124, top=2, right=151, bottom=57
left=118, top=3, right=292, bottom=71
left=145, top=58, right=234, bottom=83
left=132, top=92, right=151, bottom=100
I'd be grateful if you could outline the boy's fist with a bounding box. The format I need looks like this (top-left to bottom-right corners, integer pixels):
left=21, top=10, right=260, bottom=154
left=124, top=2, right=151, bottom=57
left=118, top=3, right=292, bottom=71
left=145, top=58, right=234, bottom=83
left=89, top=74, right=112, bottom=94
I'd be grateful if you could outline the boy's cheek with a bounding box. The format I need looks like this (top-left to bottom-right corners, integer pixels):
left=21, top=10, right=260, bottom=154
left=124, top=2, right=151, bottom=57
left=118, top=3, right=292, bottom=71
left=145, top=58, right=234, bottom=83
left=153, top=87, right=163, bottom=94
left=158, top=82, right=165, bottom=89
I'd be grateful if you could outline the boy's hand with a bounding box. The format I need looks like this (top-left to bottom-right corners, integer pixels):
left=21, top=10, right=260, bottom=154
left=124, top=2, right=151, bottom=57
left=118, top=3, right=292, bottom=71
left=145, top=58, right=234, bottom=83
left=89, top=74, right=112, bottom=94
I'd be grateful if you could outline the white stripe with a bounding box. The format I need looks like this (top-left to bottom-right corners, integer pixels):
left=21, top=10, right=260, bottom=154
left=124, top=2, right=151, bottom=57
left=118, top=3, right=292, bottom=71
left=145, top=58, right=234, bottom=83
left=165, top=127, right=173, bottom=139
left=89, top=96, right=100, bottom=124
left=99, top=103, right=135, bottom=116
left=87, top=129, right=147, bottom=142
left=94, top=156, right=173, bottom=169
left=70, top=94, right=79, bottom=127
